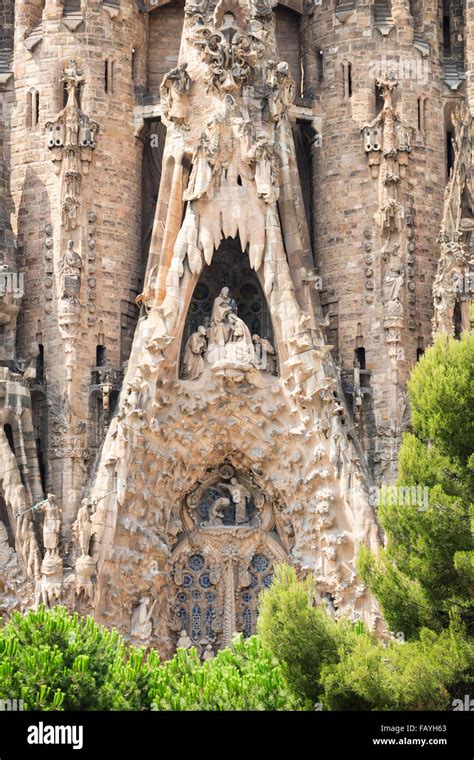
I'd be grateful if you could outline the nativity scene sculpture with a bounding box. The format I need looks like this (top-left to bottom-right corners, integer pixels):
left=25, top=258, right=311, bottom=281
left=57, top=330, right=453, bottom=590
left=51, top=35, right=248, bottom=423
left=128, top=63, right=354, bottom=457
left=181, top=286, right=276, bottom=378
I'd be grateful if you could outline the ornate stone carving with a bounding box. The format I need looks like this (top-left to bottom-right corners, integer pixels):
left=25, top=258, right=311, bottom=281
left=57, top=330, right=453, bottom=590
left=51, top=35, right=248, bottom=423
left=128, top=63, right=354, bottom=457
left=432, top=104, right=473, bottom=337
left=81, top=0, right=383, bottom=653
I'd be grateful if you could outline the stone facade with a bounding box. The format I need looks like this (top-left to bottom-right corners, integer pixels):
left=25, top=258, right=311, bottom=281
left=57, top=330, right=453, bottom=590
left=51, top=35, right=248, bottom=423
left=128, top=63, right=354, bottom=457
left=0, top=0, right=472, bottom=656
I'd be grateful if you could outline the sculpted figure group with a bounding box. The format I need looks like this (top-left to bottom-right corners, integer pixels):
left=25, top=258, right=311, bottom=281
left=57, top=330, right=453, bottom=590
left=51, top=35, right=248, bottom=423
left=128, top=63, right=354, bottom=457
left=181, top=287, right=276, bottom=379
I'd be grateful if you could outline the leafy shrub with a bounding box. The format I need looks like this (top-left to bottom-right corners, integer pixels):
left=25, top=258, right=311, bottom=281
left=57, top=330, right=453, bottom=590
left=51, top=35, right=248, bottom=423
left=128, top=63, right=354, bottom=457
left=0, top=606, right=301, bottom=711
left=258, top=565, right=474, bottom=710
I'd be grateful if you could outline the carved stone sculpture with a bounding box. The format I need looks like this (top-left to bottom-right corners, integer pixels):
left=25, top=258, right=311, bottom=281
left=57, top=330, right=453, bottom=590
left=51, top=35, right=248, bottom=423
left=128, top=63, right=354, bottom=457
left=131, top=597, right=156, bottom=640
left=72, top=499, right=93, bottom=557
left=41, top=494, right=61, bottom=557
left=59, top=240, right=82, bottom=302
left=177, top=629, right=193, bottom=649
left=160, top=64, right=192, bottom=128
left=252, top=334, right=276, bottom=374
left=182, top=326, right=207, bottom=380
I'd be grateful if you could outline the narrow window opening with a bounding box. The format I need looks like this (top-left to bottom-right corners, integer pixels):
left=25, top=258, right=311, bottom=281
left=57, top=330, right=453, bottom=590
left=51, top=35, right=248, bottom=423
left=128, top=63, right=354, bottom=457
left=96, top=344, right=107, bottom=366
left=318, top=51, right=324, bottom=83
left=443, top=15, right=451, bottom=56
left=34, top=91, right=40, bottom=127
left=375, top=83, right=384, bottom=114
left=347, top=63, right=352, bottom=97
left=36, top=438, right=47, bottom=493
left=446, top=129, right=455, bottom=175
left=355, top=347, right=366, bottom=370
left=36, top=344, right=44, bottom=384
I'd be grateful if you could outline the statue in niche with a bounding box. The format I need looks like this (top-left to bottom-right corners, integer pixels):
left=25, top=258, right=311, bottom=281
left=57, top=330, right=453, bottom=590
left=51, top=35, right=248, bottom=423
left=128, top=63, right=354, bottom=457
left=252, top=334, right=276, bottom=374
left=221, top=312, right=256, bottom=367
left=383, top=259, right=404, bottom=329
left=59, top=240, right=82, bottom=302
left=131, top=597, right=156, bottom=641
left=207, top=496, right=231, bottom=526
left=200, top=477, right=256, bottom=528
left=62, top=197, right=80, bottom=231
left=182, top=325, right=208, bottom=380
left=160, top=63, right=192, bottom=128
left=208, top=287, right=233, bottom=346
left=40, top=494, right=61, bottom=558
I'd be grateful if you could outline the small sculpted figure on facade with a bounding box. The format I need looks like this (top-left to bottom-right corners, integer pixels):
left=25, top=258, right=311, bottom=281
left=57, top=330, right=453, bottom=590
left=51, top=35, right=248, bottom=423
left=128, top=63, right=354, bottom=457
left=220, top=477, right=251, bottom=524
left=131, top=597, right=156, bottom=640
left=41, top=494, right=61, bottom=557
left=207, top=496, right=231, bottom=526
left=177, top=629, right=193, bottom=649
left=160, top=63, right=192, bottom=128
left=182, top=325, right=207, bottom=380
left=183, top=133, right=215, bottom=202
left=73, top=499, right=94, bottom=557
left=59, top=240, right=82, bottom=302
left=252, top=334, right=276, bottom=374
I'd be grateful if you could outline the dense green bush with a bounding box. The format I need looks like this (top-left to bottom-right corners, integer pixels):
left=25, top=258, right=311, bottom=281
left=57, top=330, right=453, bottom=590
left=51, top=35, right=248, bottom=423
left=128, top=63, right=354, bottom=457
left=258, top=565, right=474, bottom=710
left=148, top=634, right=304, bottom=711
left=359, top=333, right=474, bottom=637
left=0, top=605, right=301, bottom=711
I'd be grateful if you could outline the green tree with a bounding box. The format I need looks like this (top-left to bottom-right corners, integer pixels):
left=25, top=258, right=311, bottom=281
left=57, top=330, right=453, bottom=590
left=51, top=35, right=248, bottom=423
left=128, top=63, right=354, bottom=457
left=258, top=565, right=474, bottom=710
left=0, top=606, right=301, bottom=711
left=359, top=333, right=474, bottom=637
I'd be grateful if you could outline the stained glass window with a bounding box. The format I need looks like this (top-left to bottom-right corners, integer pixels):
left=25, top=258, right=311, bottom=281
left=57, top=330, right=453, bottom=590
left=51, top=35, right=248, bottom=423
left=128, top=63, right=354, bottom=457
left=174, top=553, right=220, bottom=648
left=238, top=553, right=274, bottom=638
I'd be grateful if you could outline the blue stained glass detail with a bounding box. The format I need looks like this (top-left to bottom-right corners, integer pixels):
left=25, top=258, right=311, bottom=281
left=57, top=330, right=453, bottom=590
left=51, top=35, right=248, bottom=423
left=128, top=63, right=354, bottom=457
left=199, top=573, right=211, bottom=588
left=178, top=607, right=187, bottom=629
left=182, top=574, right=193, bottom=588
left=242, top=592, right=251, bottom=603
left=249, top=573, right=258, bottom=589
left=189, top=554, right=205, bottom=571
left=263, top=573, right=274, bottom=588
left=192, top=589, right=201, bottom=600
left=177, top=592, right=187, bottom=603
left=191, top=605, right=201, bottom=640
left=205, top=592, right=215, bottom=602
left=205, top=607, right=214, bottom=638
left=243, top=608, right=252, bottom=638
left=251, top=554, right=269, bottom=572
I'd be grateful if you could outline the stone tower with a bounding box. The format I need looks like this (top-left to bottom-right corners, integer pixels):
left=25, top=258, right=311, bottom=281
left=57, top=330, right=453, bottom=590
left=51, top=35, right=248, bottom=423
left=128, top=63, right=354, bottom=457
left=0, top=0, right=471, bottom=654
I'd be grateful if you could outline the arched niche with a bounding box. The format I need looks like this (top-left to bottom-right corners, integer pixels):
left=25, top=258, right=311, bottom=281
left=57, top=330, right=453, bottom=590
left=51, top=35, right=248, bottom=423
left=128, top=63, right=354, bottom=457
left=170, top=462, right=292, bottom=652
left=180, top=236, right=278, bottom=378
